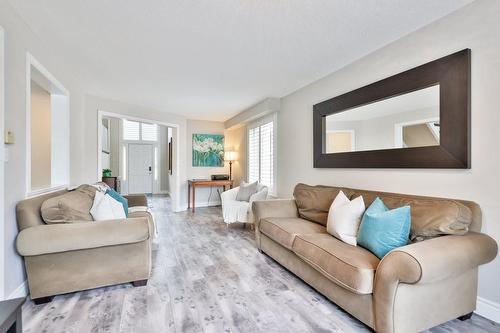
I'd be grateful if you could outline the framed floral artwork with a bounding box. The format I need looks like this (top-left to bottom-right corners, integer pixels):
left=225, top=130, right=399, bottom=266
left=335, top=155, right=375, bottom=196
left=192, top=134, right=224, bottom=167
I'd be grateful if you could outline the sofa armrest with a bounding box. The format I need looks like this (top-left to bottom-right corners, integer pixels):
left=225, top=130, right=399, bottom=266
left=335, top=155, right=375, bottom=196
left=373, top=232, right=497, bottom=332
left=17, top=217, right=150, bottom=256
left=124, top=194, right=148, bottom=207
left=221, top=187, right=239, bottom=203
left=252, top=199, right=298, bottom=249
left=247, top=188, right=269, bottom=224
left=252, top=199, right=298, bottom=226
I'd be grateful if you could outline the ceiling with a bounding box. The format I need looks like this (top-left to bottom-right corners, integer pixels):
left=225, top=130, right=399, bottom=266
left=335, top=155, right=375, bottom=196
left=8, top=0, right=473, bottom=121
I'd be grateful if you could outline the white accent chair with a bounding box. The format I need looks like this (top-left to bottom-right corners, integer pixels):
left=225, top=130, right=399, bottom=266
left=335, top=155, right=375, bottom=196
left=221, top=183, right=268, bottom=228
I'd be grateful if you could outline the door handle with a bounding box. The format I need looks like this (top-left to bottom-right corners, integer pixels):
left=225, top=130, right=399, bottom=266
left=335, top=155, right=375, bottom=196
left=149, top=166, right=152, bottom=172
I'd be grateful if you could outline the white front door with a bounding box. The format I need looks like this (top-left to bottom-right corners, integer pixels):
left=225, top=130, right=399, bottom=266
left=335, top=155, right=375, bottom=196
left=128, top=143, right=153, bottom=194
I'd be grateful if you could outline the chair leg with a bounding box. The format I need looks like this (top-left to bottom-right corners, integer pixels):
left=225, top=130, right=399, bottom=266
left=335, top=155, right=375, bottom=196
left=132, top=279, right=148, bottom=287
left=33, top=296, right=54, bottom=305
left=458, top=312, right=473, bottom=321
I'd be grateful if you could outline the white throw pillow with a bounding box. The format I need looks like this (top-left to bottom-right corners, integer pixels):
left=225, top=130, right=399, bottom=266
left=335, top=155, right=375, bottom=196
left=90, top=191, right=126, bottom=221
left=326, top=191, right=365, bottom=246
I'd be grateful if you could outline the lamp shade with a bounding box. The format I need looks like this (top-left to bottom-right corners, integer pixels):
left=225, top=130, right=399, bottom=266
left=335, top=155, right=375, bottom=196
left=224, top=151, right=237, bottom=161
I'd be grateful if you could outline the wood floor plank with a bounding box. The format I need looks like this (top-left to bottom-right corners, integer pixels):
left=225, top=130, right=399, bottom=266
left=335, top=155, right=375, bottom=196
left=21, top=195, right=500, bottom=333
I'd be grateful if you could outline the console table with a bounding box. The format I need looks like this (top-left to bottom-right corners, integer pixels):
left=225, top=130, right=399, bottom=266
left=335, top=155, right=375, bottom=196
left=0, top=297, right=24, bottom=333
left=188, top=179, right=233, bottom=212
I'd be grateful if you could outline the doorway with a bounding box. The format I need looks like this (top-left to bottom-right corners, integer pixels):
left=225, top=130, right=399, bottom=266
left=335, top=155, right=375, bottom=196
left=128, top=143, right=153, bottom=194
left=97, top=111, right=180, bottom=211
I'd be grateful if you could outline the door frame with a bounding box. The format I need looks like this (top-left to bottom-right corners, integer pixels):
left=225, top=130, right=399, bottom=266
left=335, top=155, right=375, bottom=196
left=0, top=26, right=5, bottom=300
left=97, top=110, right=181, bottom=210
left=127, top=142, right=154, bottom=194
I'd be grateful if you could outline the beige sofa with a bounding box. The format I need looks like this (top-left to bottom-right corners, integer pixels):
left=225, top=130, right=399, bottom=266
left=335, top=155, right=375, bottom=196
left=252, top=184, right=497, bottom=333
left=16, top=189, right=153, bottom=304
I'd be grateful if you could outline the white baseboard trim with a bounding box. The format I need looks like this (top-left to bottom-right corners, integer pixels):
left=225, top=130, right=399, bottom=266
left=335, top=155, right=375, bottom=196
left=8, top=280, right=28, bottom=299
left=476, top=297, right=500, bottom=323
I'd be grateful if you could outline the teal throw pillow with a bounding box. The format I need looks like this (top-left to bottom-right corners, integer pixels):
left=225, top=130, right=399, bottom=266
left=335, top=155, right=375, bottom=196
left=357, top=197, right=410, bottom=259
left=105, top=188, right=128, bottom=217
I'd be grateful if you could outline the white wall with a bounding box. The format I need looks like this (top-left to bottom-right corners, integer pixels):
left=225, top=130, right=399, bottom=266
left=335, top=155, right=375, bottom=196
left=30, top=81, right=51, bottom=190
left=0, top=1, right=88, bottom=298
left=186, top=119, right=228, bottom=208
left=278, top=0, right=500, bottom=310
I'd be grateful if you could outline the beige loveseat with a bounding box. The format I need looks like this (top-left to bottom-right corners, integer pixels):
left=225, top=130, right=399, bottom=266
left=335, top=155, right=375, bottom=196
left=252, top=184, right=497, bottom=333
left=16, top=188, right=153, bottom=304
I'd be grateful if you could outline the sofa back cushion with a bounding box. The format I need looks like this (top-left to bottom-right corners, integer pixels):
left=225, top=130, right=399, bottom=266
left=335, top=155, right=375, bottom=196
left=349, top=189, right=472, bottom=241
left=41, top=185, right=97, bottom=224
left=293, top=184, right=353, bottom=226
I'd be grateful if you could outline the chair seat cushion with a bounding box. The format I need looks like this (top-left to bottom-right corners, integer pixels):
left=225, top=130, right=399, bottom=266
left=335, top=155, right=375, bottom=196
left=292, top=233, right=380, bottom=294
left=259, top=217, right=327, bottom=250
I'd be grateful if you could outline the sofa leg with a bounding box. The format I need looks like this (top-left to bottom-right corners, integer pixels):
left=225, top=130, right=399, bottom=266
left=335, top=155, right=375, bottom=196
left=258, top=249, right=263, bottom=254
left=458, top=312, right=473, bottom=321
left=132, top=279, right=148, bottom=287
left=33, top=296, right=54, bottom=305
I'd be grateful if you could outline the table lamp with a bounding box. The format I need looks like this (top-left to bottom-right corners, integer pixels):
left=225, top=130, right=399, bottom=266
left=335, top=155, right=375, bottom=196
left=224, top=151, right=237, bottom=180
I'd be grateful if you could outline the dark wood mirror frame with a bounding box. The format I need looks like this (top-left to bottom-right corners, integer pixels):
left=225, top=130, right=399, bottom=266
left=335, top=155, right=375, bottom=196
left=313, top=49, right=470, bottom=169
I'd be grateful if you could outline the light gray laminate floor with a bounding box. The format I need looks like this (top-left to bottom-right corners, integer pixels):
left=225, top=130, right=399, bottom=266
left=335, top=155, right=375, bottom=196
left=22, top=195, right=500, bottom=333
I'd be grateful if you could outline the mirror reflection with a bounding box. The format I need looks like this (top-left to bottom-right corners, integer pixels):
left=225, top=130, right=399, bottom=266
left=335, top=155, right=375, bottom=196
left=325, top=85, right=440, bottom=153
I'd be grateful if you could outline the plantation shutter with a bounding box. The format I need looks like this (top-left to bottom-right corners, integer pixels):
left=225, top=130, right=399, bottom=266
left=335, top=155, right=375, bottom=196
left=247, top=115, right=275, bottom=193
left=259, top=121, right=273, bottom=189
left=248, top=127, right=260, bottom=183
left=141, top=123, right=158, bottom=141
left=123, top=119, right=140, bottom=141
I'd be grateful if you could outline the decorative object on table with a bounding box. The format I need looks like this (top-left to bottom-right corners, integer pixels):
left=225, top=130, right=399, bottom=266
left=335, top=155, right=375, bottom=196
left=211, top=174, right=229, bottom=181
left=192, top=134, right=224, bottom=167
left=102, top=168, right=112, bottom=177
left=221, top=181, right=268, bottom=228
left=101, top=176, right=119, bottom=191
left=0, top=297, right=24, bottom=333
left=224, top=151, right=237, bottom=180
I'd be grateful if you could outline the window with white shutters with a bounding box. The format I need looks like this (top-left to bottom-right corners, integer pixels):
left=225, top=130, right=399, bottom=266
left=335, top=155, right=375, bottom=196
left=141, top=123, right=158, bottom=141
left=247, top=114, right=276, bottom=193
left=123, top=119, right=140, bottom=141
left=122, top=120, right=158, bottom=142
left=248, top=127, right=260, bottom=183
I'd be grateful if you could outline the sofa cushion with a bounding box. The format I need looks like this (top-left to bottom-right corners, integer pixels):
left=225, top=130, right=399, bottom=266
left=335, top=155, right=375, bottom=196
left=259, top=217, right=327, bottom=250
left=41, top=185, right=97, bottom=224
left=293, top=233, right=380, bottom=294
left=349, top=189, right=472, bottom=240
left=293, top=183, right=353, bottom=226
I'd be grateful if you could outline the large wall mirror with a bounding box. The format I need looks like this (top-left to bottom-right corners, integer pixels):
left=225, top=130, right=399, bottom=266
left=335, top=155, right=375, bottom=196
left=313, top=49, right=470, bottom=168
